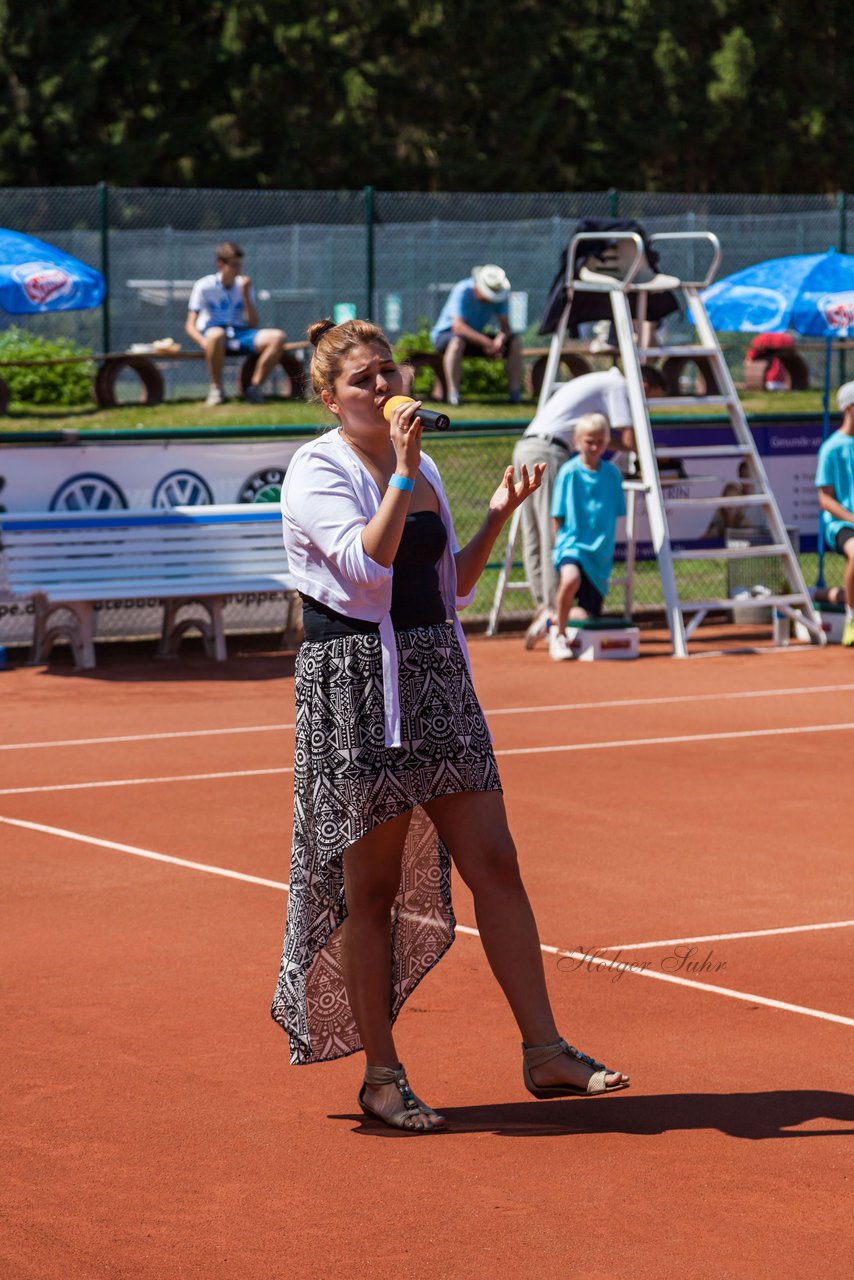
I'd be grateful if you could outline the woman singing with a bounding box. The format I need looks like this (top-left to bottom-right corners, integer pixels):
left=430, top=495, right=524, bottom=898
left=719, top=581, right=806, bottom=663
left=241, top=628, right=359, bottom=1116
left=271, top=319, right=629, bottom=1132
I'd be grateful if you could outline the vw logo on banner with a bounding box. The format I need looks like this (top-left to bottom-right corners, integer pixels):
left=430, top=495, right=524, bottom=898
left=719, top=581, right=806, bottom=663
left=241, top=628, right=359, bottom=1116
left=50, top=473, right=128, bottom=511
left=152, top=470, right=214, bottom=508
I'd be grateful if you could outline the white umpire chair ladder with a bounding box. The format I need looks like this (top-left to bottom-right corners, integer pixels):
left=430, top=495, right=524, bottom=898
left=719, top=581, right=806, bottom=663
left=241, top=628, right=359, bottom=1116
left=487, top=229, right=825, bottom=654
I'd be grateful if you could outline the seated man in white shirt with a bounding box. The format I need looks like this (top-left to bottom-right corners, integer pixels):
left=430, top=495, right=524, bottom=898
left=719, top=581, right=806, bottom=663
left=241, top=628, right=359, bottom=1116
left=513, top=367, right=659, bottom=647
left=185, top=242, right=286, bottom=406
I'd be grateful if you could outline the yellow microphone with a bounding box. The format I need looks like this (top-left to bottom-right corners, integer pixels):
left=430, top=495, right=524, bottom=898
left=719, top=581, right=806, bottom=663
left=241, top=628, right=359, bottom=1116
left=382, top=395, right=451, bottom=432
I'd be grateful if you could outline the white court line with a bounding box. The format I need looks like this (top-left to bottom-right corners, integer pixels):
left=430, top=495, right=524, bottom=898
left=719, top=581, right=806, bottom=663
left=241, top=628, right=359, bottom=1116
left=0, top=766, right=294, bottom=796
left=487, top=682, right=854, bottom=720
left=0, top=814, right=290, bottom=890
left=538, top=945, right=854, bottom=1027
left=0, top=724, right=293, bottom=752
left=5, top=719, right=854, bottom=796
left=0, top=815, right=481, bottom=940
left=498, top=720, right=854, bottom=758
left=3, top=813, right=851, bottom=1029
left=5, top=681, right=854, bottom=752
left=598, top=920, right=854, bottom=952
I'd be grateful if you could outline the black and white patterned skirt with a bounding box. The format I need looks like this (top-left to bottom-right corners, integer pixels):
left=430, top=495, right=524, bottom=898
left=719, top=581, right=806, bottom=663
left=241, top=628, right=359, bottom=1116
left=271, top=622, right=501, bottom=1065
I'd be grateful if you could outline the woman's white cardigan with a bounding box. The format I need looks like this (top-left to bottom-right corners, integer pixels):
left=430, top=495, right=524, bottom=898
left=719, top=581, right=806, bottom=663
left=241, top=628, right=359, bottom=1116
left=281, top=429, right=475, bottom=747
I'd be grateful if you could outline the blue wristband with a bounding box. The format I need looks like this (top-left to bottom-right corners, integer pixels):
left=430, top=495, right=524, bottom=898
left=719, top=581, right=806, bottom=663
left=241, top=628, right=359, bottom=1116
left=388, top=473, right=415, bottom=493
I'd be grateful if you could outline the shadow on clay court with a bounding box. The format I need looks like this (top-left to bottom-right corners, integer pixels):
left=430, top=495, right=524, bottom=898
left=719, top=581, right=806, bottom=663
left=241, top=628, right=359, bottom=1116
left=332, top=1091, right=854, bottom=1140
left=16, top=642, right=295, bottom=683
left=6, top=622, right=795, bottom=682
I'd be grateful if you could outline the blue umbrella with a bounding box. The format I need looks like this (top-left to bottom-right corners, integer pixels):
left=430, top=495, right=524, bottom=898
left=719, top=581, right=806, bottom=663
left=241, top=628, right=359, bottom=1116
left=702, top=249, right=854, bottom=336
left=702, top=248, right=854, bottom=583
left=0, top=227, right=105, bottom=314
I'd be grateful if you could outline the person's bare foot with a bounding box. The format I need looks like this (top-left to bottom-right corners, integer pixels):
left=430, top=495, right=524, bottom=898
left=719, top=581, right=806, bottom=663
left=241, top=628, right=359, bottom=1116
left=528, top=1043, right=629, bottom=1093
left=362, top=1082, right=445, bottom=1129
left=360, top=1076, right=446, bottom=1131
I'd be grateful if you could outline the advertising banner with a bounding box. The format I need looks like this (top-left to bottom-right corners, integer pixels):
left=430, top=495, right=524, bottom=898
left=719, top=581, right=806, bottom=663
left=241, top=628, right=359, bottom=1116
left=0, top=437, right=304, bottom=512
left=0, top=420, right=828, bottom=644
left=0, top=436, right=306, bottom=645
left=613, top=421, right=823, bottom=550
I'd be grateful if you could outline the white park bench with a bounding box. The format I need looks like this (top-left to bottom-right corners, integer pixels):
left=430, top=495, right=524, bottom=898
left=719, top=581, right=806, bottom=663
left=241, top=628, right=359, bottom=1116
left=0, top=504, right=299, bottom=668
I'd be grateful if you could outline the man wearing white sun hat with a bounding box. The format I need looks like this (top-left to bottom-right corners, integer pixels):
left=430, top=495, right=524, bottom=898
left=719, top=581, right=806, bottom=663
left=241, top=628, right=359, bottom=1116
left=430, top=264, right=522, bottom=407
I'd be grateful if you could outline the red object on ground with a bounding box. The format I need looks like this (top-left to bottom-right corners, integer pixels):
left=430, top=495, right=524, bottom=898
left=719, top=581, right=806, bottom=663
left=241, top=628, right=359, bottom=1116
left=747, top=332, right=795, bottom=354
left=747, top=332, right=796, bottom=384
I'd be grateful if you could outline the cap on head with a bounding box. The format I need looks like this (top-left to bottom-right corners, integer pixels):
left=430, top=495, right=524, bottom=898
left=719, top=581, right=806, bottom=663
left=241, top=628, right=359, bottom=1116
left=471, top=264, right=511, bottom=302
left=837, top=380, right=854, bottom=412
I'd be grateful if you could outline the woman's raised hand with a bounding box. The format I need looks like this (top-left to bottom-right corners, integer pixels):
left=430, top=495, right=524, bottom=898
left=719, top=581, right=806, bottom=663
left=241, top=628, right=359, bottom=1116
left=487, top=462, right=546, bottom=523
left=388, top=397, right=423, bottom=477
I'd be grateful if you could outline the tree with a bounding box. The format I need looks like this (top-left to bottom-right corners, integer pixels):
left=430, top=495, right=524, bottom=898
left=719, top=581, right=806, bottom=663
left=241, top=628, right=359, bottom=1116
left=1, top=0, right=852, bottom=192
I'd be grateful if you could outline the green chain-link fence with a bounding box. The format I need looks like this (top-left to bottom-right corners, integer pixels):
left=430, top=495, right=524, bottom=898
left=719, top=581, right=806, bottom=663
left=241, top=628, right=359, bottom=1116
left=0, top=186, right=847, bottom=623
left=1, top=186, right=848, bottom=373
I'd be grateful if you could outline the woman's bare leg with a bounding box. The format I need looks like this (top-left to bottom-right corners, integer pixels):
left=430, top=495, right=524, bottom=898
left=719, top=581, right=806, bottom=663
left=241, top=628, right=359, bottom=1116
left=340, top=811, right=444, bottom=1128
left=423, top=789, right=628, bottom=1091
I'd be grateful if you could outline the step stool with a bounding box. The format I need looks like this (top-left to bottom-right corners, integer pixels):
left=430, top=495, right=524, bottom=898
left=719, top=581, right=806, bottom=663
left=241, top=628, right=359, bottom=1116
left=794, top=603, right=845, bottom=645
left=564, top=617, right=640, bottom=661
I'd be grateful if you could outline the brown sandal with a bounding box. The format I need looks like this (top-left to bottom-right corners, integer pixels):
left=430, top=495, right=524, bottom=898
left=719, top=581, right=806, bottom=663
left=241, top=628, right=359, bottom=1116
left=522, top=1038, right=630, bottom=1098
left=358, top=1063, right=447, bottom=1133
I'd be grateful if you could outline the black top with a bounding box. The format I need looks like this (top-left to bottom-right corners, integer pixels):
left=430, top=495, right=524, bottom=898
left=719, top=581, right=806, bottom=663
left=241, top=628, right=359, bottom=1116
left=301, top=510, right=449, bottom=640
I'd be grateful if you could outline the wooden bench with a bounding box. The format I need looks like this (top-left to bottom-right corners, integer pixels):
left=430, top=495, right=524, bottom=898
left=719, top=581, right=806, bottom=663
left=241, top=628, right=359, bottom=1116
left=405, top=344, right=601, bottom=403
left=0, top=505, right=300, bottom=667
left=0, top=341, right=311, bottom=413
left=405, top=343, right=724, bottom=401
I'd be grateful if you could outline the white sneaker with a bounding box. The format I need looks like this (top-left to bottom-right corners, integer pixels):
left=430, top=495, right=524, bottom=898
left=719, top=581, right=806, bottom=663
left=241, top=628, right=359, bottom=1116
left=524, top=606, right=551, bottom=650
left=549, top=631, right=574, bottom=662
left=205, top=385, right=224, bottom=406
left=447, top=391, right=460, bottom=407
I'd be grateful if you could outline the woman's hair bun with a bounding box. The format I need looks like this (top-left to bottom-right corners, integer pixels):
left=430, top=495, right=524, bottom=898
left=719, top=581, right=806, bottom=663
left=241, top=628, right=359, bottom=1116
left=308, top=319, right=336, bottom=347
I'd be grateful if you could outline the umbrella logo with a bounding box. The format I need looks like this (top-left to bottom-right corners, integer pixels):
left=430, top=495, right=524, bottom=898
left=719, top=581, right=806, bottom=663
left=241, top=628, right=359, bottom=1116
left=11, top=261, right=75, bottom=307
left=818, top=293, right=854, bottom=334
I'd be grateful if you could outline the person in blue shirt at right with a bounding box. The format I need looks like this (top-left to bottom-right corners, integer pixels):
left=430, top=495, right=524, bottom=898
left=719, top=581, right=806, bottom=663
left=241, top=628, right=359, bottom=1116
left=815, top=380, right=854, bottom=646
left=549, top=413, right=626, bottom=661
left=429, top=264, right=522, bottom=407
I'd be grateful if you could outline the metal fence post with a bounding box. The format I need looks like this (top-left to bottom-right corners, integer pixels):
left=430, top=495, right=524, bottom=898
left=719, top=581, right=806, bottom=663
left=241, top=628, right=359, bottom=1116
left=364, top=184, right=375, bottom=321
left=608, top=187, right=620, bottom=217
left=838, top=190, right=847, bottom=386
left=98, top=181, right=111, bottom=353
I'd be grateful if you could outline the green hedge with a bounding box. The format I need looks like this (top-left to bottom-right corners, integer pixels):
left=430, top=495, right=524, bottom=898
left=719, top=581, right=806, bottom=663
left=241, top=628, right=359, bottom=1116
left=0, top=327, right=95, bottom=406
left=394, top=321, right=509, bottom=400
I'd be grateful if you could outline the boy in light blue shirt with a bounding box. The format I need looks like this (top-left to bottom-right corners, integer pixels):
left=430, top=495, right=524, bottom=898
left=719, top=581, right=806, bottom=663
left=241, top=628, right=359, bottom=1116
left=549, top=413, right=626, bottom=661
left=815, top=380, right=854, bottom=646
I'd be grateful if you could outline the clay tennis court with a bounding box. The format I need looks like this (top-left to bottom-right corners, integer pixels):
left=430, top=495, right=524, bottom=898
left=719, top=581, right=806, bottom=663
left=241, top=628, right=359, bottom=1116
left=3, top=632, right=853, bottom=1279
